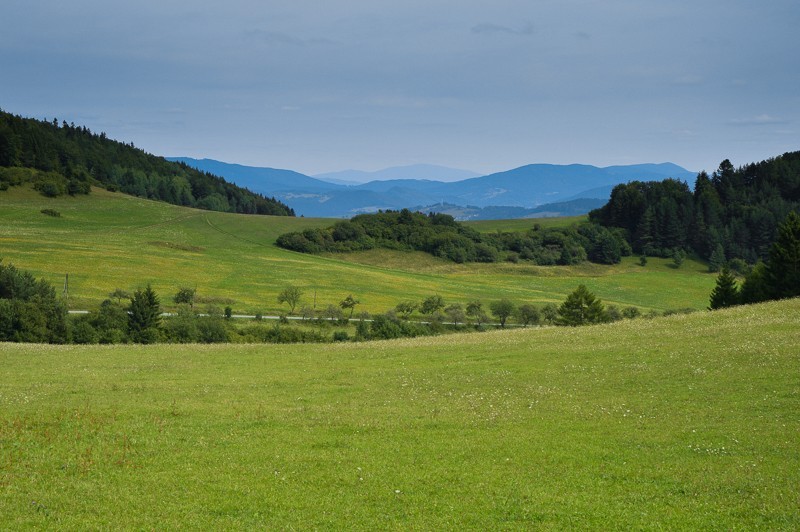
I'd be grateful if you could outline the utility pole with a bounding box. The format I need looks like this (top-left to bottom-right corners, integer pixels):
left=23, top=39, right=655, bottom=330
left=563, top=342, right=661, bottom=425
left=63, top=273, right=69, bottom=306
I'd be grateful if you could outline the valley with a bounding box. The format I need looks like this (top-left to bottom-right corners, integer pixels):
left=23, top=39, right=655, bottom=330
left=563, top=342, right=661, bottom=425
left=0, top=185, right=716, bottom=316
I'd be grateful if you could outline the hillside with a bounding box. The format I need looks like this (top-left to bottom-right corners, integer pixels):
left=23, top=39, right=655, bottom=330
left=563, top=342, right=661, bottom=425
left=1, top=299, right=798, bottom=527
left=0, top=110, right=294, bottom=216
left=0, top=185, right=715, bottom=314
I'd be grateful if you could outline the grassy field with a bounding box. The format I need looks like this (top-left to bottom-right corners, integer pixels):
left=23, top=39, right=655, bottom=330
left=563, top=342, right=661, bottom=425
left=0, top=299, right=798, bottom=528
left=0, top=186, right=716, bottom=315
left=465, top=215, right=586, bottom=233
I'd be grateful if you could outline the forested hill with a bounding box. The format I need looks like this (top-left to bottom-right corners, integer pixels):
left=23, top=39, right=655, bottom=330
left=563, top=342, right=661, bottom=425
left=590, top=152, right=800, bottom=263
left=0, top=109, right=294, bottom=216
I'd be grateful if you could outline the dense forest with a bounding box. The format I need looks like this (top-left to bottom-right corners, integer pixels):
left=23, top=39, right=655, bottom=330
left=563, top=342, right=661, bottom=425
left=276, top=209, right=631, bottom=265
left=590, top=152, right=800, bottom=263
left=0, top=109, right=294, bottom=216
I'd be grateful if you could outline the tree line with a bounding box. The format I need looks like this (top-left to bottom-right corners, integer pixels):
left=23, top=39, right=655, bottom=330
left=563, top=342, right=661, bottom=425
left=709, top=211, right=800, bottom=309
left=0, top=109, right=294, bottom=216
left=591, top=152, right=800, bottom=264
left=2, top=260, right=692, bottom=345
left=277, top=209, right=631, bottom=265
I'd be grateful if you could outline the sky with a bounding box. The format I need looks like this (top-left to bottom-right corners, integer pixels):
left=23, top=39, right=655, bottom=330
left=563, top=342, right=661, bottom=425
left=1, top=0, right=798, bottom=176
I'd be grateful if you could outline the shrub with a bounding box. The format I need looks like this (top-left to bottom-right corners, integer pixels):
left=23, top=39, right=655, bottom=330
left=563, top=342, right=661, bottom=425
left=622, top=306, right=641, bottom=319
left=40, top=208, right=61, bottom=217
left=38, top=181, right=63, bottom=197
left=333, top=331, right=350, bottom=342
left=605, top=305, right=622, bottom=322
left=70, top=317, right=99, bottom=344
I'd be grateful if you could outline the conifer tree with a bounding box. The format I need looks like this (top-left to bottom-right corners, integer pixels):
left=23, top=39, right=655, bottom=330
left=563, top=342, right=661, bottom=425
left=558, top=285, right=606, bottom=326
left=708, top=267, right=739, bottom=310
left=740, top=262, right=769, bottom=304
left=765, top=211, right=800, bottom=299
left=129, top=284, right=161, bottom=343
left=708, top=243, right=726, bottom=272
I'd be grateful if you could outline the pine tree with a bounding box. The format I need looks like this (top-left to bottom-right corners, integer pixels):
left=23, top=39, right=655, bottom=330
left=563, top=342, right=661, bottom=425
left=708, top=243, right=726, bottom=272
left=129, top=284, right=161, bottom=343
left=740, top=262, right=770, bottom=304
left=765, top=211, right=800, bottom=299
left=708, top=267, right=739, bottom=310
left=557, top=285, right=606, bottom=326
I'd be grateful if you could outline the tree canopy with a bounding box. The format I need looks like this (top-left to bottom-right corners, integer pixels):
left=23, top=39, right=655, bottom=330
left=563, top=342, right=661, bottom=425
left=0, top=260, right=67, bottom=343
left=591, top=152, right=800, bottom=263
left=277, top=208, right=630, bottom=265
left=765, top=211, right=800, bottom=299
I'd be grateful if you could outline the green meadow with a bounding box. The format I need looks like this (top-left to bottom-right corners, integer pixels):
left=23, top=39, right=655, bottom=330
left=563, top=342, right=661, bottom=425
left=1, top=299, right=798, bottom=528
left=466, top=215, right=586, bottom=233
left=0, top=186, right=715, bottom=315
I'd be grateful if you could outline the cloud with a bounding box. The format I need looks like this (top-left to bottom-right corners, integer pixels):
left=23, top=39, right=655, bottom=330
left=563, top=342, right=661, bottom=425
left=245, top=30, right=334, bottom=47
left=471, top=22, right=534, bottom=36
left=671, top=75, right=704, bottom=86
left=728, top=114, right=789, bottom=126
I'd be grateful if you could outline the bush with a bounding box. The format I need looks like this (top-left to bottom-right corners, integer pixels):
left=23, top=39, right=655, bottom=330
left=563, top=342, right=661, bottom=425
left=605, top=305, right=622, bottom=322
left=35, top=180, right=64, bottom=197
left=70, top=317, right=99, bottom=344
left=370, top=314, right=403, bottom=340
left=164, top=306, right=199, bottom=343
left=197, top=316, right=229, bottom=343
left=40, top=208, right=61, bottom=217
left=622, top=306, right=641, bottom=319
left=333, top=331, right=350, bottom=342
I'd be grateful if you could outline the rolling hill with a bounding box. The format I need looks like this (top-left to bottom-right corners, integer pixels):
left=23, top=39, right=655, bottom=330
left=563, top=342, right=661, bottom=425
left=1, top=299, right=797, bottom=527
left=0, top=184, right=716, bottom=315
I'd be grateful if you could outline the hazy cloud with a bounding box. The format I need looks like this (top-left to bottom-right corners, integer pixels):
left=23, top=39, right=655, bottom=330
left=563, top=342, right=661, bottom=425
left=728, top=114, right=789, bottom=126
left=0, top=0, right=798, bottom=174
left=245, top=29, right=335, bottom=47
left=471, top=22, right=534, bottom=36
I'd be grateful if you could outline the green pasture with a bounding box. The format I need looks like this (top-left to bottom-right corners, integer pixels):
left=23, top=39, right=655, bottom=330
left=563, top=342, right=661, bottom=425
left=1, top=299, right=798, bottom=528
left=465, top=215, right=585, bottom=233
left=0, top=186, right=715, bottom=315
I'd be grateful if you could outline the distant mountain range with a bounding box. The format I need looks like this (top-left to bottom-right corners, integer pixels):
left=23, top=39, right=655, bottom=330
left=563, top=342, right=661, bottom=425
left=314, top=164, right=482, bottom=184
left=167, top=157, right=696, bottom=219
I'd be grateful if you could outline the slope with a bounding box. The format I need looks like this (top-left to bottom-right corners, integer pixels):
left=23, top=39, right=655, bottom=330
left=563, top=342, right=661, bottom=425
left=0, top=111, right=293, bottom=216
left=0, top=185, right=716, bottom=314
left=1, top=299, right=797, bottom=528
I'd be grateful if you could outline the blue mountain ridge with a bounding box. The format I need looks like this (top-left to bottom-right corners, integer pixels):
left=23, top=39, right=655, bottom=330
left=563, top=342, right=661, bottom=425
left=167, top=157, right=696, bottom=219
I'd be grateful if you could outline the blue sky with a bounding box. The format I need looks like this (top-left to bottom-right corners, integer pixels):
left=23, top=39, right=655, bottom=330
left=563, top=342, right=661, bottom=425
left=1, top=0, right=798, bottom=175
